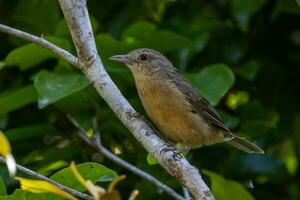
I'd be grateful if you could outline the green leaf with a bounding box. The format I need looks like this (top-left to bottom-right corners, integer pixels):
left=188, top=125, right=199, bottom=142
left=235, top=60, right=261, bottom=81
left=280, top=140, right=298, bottom=176
left=50, top=162, right=117, bottom=192
left=218, top=111, right=240, bottom=129
left=37, top=160, right=69, bottom=176
left=239, top=101, right=279, bottom=136
left=0, top=189, right=27, bottom=200
left=230, top=0, right=268, bottom=32
left=226, top=91, right=250, bottom=110
left=190, top=63, right=235, bottom=106
left=122, top=21, right=190, bottom=52
left=0, top=85, right=38, bottom=115
left=34, top=71, right=90, bottom=109
left=95, top=34, right=128, bottom=58
left=122, top=21, right=156, bottom=41
left=146, top=153, right=158, bottom=165
left=0, top=177, right=6, bottom=196
left=230, top=154, right=289, bottom=179
left=12, top=0, right=60, bottom=33
left=203, top=170, right=255, bottom=200
left=272, top=0, right=300, bottom=18
left=0, top=62, right=4, bottom=71
left=5, top=124, right=58, bottom=141
left=5, top=36, right=71, bottom=70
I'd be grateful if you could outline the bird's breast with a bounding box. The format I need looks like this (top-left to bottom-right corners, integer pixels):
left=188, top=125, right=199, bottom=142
left=133, top=75, right=224, bottom=147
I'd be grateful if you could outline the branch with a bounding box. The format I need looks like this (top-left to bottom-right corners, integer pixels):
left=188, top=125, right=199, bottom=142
left=66, top=114, right=185, bottom=200
left=183, top=187, right=191, bottom=200
left=57, top=1, right=213, bottom=199
left=0, top=24, right=79, bottom=68
left=0, top=156, right=94, bottom=200
left=0, top=1, right=214, bottom=198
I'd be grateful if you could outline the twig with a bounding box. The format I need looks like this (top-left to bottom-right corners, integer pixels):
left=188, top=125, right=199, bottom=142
left=183, top=187, right=191, bottom=200
left=0, top=24, right=79, bottom=68
left=57, top=1, right=213, bottom=199
left=0, top=156, right=94, bottom=200
left=66, top=114, right=185, bottom=200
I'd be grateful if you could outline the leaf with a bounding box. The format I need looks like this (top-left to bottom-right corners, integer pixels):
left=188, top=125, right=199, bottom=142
left=0, top=131, right=16, bottom=177
left=4, top=36, right=71, bottom=70
left=0, top=177, right=6, bottom=196
left=5, top=124, right=58, bottom=142
left=0, top=85, right=38, bottom=115
left=272, top=0, right=300, bottom=18
left=16, top=177, right=75, bottom=200
left=225, top=91, right=250, bottom=110
left=230, top=154, right=289, bottom=179
left=0, top=189, right=27, bottom=200
left=218, top=111, right=240, bottom=129
left=34, top=71, right=90, bottom=109
left=11, top=0, right=60, bottom=34
left=239, top=101, right=279, bottom=136
left=146, top=153, right=158, bottom=165
left=0, top=131, right=12, bottom=158
left=190, top=63, right=235, bottom=106
left=50, top=162, right=117, bottom=192
left=0, top=62, right=4, bottom=71
left=37, top=161, right=69, bottom=177
left=122, top=21, right=190, bottom=52
left=235, top=60, right=261, bottom=81
left=230, top=0, right=268, bottom=32
left=203, top=170, right=255, bottom=200
left=122, top=21, right=156, bottom=41
left=69, top=162, right=106, bottom=200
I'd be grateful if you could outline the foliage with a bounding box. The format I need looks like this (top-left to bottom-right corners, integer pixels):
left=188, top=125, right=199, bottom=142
left=0, top=0, right=300, bottom=199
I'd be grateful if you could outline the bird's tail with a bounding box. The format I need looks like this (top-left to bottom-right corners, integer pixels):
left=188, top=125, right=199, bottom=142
left=226, top=136, right=264, bottom=153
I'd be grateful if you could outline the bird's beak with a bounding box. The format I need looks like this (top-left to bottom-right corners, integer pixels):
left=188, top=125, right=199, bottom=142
left=109, top=54, right=131, bottom=64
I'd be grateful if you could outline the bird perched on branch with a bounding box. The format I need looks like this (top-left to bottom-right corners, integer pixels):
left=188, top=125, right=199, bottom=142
left=110, top=48, right=264, bottom=153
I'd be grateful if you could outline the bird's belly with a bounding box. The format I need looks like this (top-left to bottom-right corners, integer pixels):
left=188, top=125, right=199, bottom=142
left=137, top=82, right=224, bottom=148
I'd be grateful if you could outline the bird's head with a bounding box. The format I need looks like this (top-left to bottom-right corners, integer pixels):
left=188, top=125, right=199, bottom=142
left=109, top=48, right=174, bottom=75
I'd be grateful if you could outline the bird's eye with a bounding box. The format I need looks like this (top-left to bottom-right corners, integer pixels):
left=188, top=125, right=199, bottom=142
left=140, top=53, right=148, bottom=61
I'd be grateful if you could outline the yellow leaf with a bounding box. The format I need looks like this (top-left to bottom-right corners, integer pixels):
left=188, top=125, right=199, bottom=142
left=128, top=190, right=139, bottom=200
left=16, top=177, right=76, bottom=200
left=0, top=131, right=11, bottom=157
left=70, top=162, right=105, bottom=200
left=70, top=162, right=86, bottom=187
left=107, top=175, right=126, bottom=193
left=102, top=190, right=121, bottom=200
left=0, top=131, right=16, bottom=177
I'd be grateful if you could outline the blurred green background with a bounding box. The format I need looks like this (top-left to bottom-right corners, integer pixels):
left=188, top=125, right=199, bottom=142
left=0, top=0, right=300, bottom=199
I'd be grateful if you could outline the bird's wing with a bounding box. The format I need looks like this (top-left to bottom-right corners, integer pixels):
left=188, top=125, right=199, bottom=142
left=167, top=71, right=232, bottom=135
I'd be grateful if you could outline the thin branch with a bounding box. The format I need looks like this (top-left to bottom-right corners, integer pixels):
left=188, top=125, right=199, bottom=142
left=0, top=24, right=79, bottom=68
left=0, top=156, right=94, bottom=200
left=57, top=1, right=214, bottom=199
left=66, top=114, right=185, bottom=200
left=183, top=187, right=191, bottom=200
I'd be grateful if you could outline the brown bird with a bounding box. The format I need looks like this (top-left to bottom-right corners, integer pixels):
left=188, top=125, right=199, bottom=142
left=110, top=48, right=264, bottom=153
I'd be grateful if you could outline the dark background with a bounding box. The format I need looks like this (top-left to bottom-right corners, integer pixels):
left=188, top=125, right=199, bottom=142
left=0, top=0, right=300, bottom=199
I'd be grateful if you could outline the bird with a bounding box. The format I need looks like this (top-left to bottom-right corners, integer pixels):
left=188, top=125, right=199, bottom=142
left=110, top=48, right=264, bottom=153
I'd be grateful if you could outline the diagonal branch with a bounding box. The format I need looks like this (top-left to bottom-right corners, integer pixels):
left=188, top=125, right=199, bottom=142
left=66, top=114, right=185, bottom=200
left=0, top=156, right=94, bottom=200
left=0, top=24, right=79, bottom=67
left=58, top=1, right=213, bottom=199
